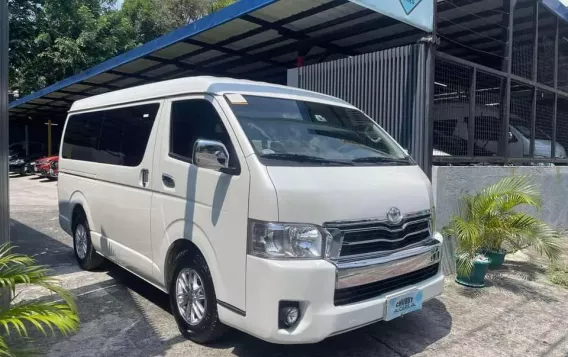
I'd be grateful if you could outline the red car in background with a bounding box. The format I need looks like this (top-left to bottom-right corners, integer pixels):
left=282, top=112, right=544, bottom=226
left=33, top=156, right=59, bottom=180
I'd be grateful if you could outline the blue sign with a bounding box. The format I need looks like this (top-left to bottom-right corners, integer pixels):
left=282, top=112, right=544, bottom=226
left=542, top=0, right=568, bottom=23
left=400, top=0, right=423, bottom=15
left=349, top=0, right=434, bottom=32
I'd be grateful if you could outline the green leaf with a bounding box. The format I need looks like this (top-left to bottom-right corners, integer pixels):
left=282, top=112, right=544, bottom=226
left=0, top=244, right=80, bottom=355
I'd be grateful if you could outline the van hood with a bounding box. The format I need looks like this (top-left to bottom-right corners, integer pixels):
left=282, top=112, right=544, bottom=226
left=265, top=165, right=432, bottom=225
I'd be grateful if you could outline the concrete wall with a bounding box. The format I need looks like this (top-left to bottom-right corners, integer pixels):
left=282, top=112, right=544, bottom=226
left=432, top=166, right=568, bottom=273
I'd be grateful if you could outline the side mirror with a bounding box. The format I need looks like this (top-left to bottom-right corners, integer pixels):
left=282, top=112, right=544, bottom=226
left=508, top=131, right=517, bottom=143
left=193, top=139, right=230, bottom=171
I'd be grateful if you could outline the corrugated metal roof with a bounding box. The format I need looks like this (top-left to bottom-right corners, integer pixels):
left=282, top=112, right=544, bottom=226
left=9, top=0, right=423, bottom=120
left=10, top=0, right=546, bottom=121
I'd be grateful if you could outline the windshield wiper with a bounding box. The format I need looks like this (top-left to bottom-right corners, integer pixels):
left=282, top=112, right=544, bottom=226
left=261, top=153, right=354, bottom=166
left=352, top=156, right=411, bottom=165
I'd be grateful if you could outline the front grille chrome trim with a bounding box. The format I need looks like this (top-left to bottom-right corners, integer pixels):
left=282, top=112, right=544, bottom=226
left=325, top=210, right=432, bottom=258
left=340, top=217, right=430, bottom=233
left=335, top=238, right=441, bottom=290
left=342, top=227, right=431, bottom=246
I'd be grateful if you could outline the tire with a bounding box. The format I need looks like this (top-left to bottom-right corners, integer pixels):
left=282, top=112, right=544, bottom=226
left=72, top=213, right=104, bottom=270
left=169, top=249, right=227, bottom=344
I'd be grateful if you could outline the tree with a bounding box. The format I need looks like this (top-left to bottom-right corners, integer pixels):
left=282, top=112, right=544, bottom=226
left=121, top=0, right=167, bottom=43
left=10, top=0, right=138, bottom=95
left=210, top=0, right=236, bottom=12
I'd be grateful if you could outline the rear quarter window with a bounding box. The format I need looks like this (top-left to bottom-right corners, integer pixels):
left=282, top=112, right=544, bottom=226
left=62, top=103, right=159, bottom=166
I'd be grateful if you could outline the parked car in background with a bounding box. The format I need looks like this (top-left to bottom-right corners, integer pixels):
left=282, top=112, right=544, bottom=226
left=8, top=152, right=43, bottom=176
left=9, top=143, right=46, bottom=176
left=34, top=156, right=59, bottom=180
left=434, top=104, right=567, bottom=158
left=58, top=77, right=444, bottom=345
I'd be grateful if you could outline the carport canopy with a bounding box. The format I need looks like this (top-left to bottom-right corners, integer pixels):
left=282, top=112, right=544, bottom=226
left=9, top=0, right=437, bottom=121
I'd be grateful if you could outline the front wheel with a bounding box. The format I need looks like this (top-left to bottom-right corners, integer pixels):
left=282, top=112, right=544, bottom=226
left=169, top=249, right=227, bottom=344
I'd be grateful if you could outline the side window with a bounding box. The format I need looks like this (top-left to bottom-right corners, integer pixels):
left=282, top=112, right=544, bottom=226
left=170, top=99, right=238, bottom=167
left=62, top=112, right=102, bottom=161
left=62, top=103, right=159, bottom=166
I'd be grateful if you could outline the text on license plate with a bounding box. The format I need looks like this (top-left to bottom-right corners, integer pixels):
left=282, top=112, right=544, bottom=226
left=385, top=289, right=423, bottom=321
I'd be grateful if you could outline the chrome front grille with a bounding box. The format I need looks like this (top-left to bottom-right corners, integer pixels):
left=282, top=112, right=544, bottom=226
left=325, top=211, right=432, bottom=258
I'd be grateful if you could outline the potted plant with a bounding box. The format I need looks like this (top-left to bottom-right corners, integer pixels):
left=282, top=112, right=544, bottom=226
left=443, top=207, right=492, bottom=287
left=443, top=176, right=561, bottom=286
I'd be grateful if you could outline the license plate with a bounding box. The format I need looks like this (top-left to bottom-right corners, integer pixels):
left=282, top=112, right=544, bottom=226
left=385, top=289, right=423, bottom=321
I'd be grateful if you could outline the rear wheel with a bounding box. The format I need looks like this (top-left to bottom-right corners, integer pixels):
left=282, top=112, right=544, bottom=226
left=73, top=213, right=104, bottom=270
left=169, top=249, right=227, bottom=344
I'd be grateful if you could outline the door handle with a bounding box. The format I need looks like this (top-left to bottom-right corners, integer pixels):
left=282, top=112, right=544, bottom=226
left=141, top=169, right=149, bottom=188
left=162, top=174, right=175, bottom=188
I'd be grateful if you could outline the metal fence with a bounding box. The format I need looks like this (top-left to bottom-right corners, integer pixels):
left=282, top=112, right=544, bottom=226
left=433, top=0, right=568, bottom=166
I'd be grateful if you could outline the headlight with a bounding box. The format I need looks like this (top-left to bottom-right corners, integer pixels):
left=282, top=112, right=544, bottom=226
left=248, top=220, right=326, bottom=259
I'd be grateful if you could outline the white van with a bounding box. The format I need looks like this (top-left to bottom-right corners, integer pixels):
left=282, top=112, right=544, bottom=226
left=434, top=103, right=566, bottom=158
left=58, top=77, right=444, bottom=344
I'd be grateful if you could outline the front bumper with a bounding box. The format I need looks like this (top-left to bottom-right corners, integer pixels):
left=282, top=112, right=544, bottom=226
left=218, top=236, right=444, bottom=344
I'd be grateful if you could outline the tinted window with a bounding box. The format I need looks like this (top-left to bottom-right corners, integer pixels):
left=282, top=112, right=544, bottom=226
left=62, top=112, right=102, bottom=162
left=170, top=99, right=238, bottom=167
left=62, top=103, right=159, bottom=166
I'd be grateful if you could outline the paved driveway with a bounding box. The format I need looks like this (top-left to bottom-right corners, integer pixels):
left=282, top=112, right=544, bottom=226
left=8, top=174, right=568, bottom=357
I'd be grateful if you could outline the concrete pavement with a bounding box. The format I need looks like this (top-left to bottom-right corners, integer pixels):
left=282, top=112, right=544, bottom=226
left=7, top=174, right=568, bottom=357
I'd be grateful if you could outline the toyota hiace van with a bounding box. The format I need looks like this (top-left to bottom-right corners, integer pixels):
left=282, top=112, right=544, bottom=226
left=58, top=77, right=444, bottom=344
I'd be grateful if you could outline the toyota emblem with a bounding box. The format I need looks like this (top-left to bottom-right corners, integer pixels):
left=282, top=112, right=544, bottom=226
left=387, top=207, right=403, bottom=224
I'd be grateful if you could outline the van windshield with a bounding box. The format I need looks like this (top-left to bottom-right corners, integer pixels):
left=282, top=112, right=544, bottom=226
left=226, top=95, right=413, bottom=166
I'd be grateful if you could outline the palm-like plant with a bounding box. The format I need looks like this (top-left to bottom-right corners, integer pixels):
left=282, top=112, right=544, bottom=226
left=0, top=244, right=79, bottom=356
left=443, top=176, right=562, bottom=276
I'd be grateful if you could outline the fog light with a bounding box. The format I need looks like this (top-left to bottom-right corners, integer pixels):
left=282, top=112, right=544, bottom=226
left=279, top=302, right=300, bottom=328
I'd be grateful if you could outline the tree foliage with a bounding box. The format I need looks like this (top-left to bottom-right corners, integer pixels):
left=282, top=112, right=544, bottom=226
left=9, top=0, right=237, bottom=95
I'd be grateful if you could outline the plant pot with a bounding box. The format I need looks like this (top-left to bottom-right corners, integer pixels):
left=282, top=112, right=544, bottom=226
left=484, top=249, right=506, bottom=269
left=455, top=258, right=492, bottom=288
